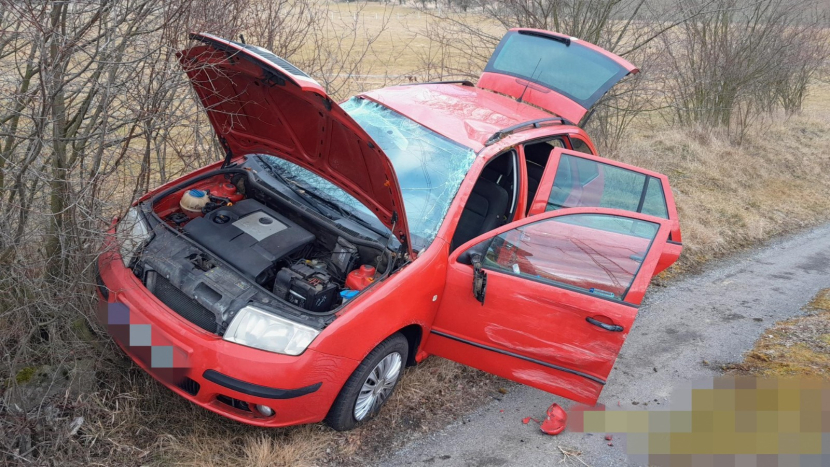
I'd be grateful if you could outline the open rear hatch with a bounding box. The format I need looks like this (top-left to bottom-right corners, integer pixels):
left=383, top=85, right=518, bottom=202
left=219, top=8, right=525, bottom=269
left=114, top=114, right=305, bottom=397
left=477, top=28, right=638, bottom=125
left=178, top=33, right=411, bottom=255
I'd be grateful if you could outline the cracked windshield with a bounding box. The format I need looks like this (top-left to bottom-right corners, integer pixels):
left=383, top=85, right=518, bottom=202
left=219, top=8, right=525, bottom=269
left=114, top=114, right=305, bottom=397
left=343, top=98, right=476, bottom=247
left=261, top=98, right=476, bottom=250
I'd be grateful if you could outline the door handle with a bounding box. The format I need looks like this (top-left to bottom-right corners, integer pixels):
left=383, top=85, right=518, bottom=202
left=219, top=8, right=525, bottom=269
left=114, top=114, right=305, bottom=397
left=586, top=317, right=624, bottom=332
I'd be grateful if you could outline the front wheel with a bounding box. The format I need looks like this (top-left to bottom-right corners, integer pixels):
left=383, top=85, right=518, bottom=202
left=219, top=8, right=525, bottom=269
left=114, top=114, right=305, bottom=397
left=326, top=333, right=408, bottom=431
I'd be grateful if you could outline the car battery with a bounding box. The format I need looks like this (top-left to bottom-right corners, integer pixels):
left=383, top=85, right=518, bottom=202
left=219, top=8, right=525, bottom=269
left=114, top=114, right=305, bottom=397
left=274, top=262, right=338, bottom=312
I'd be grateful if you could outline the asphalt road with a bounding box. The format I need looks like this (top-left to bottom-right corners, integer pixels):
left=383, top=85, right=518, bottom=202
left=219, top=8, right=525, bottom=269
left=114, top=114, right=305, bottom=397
left=379, top=223, right=830, bottom=467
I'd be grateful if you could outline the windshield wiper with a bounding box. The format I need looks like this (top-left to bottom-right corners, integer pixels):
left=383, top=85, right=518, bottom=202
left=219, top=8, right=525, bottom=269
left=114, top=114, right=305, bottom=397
left=299, top=187, right=389, bottom=237
left=257, top=156, right=329, bottom=217
left=297, top=187, right=349, bottom=217
left=256, top=156, right=388, bottom=237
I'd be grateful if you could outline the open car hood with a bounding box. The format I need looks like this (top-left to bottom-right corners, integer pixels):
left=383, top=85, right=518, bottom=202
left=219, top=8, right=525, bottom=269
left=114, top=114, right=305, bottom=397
left=179, top=33, right=411, bottom=254
left=477, top=29, right=638, bottom=125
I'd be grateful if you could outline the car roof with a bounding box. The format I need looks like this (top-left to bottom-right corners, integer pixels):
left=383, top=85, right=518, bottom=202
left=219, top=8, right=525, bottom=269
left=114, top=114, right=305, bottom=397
left=359, top=83, right=561, bottom=152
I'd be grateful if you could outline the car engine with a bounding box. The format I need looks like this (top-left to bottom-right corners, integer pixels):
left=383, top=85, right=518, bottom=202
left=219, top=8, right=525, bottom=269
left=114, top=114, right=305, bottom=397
left=183, top=199, right=316, bottom=285
left=133, top=170, right=384, bottom=333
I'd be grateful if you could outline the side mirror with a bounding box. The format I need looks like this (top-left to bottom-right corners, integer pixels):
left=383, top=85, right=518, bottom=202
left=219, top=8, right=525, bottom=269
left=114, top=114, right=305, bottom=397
left=471, top=253, right=487, bottom=305
left=457, top=241, right=488, bottom=265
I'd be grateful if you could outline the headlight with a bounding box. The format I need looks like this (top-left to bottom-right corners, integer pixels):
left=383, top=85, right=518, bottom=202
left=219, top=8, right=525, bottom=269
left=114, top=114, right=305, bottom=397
left=223, top=306, right=319, bottom=356
left=116, top=206, right=151, bottom=267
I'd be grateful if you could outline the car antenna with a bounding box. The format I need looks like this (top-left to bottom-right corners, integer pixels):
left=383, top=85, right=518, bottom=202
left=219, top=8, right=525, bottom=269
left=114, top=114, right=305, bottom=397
left=239, top=34, right=246, bottom=45
left=517, top=57, right=542, bottom=103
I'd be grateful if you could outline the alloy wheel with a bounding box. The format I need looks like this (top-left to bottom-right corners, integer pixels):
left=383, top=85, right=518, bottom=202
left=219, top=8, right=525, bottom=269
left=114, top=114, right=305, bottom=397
left=353, top=351, right=402, bottom=421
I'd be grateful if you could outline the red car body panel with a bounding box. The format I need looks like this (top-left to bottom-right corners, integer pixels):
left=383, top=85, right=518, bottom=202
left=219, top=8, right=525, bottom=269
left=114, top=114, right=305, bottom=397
left=96, top=234, right=358, bottom=427
left=426, top=208, right=670, bottom=404
left=96, top=30, right=682, bottom=428
left=179, top=33, right=412, bottom=252
left=477, top=73, right=587, bottom=125
left=361, top=83, right=555, bottom=152
left=477, top=28, right=638, bottom=124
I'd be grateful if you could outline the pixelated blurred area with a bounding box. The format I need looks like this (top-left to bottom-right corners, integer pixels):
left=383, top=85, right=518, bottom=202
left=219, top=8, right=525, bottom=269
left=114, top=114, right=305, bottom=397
left=99, top=302, right=190, bottom=385
left=569, top=377, right=830, bottom=466
left=566, top=286, right=830, bottom=466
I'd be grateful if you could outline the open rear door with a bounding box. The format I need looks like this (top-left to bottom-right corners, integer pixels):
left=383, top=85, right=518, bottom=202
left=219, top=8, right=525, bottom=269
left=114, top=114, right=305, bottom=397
left=477, top=29, right=638, bottom=125
left=528, top=147, right=682, bottom=274
left=426, top=208, right=670, bottom=405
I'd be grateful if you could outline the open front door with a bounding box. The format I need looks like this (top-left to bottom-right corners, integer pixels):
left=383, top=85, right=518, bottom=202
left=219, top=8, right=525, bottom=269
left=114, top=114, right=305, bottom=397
left=426, top=208, right=670, bottom=405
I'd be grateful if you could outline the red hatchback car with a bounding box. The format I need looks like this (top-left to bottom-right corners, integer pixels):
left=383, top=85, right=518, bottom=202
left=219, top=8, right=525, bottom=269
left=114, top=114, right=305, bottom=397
left=96, top=29, right=682, bottom=431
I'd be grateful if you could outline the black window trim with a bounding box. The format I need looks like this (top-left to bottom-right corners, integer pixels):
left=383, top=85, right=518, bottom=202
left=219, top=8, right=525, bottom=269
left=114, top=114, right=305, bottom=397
left=566, top=135, right=594, bottom=155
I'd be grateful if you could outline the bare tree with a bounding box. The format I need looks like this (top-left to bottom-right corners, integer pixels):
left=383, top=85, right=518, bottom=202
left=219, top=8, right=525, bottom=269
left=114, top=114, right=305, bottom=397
left=0, top=1, right=234, bottom=460
left=660, top=0, right=830, bottom=137
left=0, top=1, right=408, bottom=460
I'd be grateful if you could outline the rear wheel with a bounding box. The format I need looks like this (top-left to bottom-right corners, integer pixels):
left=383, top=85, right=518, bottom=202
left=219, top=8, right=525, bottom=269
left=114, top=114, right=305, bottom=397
left=326, top=333, right=408, bottom=431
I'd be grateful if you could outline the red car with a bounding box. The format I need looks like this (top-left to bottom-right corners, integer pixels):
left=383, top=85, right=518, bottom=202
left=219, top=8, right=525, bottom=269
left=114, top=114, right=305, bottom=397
left=96, top=29, right=681, bottom=431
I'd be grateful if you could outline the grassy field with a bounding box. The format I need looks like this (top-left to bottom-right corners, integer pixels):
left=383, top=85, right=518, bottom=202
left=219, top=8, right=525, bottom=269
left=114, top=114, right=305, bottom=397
left=614, top=88, right=830, bottom=277
left=5, top=2, right=830, bottom=465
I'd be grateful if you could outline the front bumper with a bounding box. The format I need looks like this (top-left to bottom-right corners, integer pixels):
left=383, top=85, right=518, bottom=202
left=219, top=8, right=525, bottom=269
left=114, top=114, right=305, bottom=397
left=95, top=240, right=357, bottom=427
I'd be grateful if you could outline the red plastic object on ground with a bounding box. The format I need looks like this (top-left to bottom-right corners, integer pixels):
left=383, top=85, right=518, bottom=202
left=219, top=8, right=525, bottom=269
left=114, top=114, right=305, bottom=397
left=211, top=182, right=244, bottom=203
left=539, top=403, right=567, bottom=435
left=345, top=265, right=376, bottom=291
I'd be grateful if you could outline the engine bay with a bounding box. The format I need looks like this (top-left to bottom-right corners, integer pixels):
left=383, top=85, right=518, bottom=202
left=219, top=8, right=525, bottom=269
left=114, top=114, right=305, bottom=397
left=184, top=199, right=316, bottom=286
left=133, top=167, right=395, bottom=333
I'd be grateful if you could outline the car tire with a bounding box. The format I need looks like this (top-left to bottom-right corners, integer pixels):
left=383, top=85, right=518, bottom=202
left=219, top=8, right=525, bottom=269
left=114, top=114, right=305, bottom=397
left=325, top=332, right=409, bottom=431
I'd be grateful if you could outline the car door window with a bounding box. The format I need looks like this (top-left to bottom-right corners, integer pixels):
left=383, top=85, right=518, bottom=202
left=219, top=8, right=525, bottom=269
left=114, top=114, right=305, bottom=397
left=546, top=154, right=669, bottom=219
left=483, top=213, right=660, bottom=301
left=570, top=137, right=593, bottom=155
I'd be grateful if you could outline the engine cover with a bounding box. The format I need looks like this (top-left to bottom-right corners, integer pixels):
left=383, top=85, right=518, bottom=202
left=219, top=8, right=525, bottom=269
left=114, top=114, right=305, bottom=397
left=183, top=199, right=314, bottom=284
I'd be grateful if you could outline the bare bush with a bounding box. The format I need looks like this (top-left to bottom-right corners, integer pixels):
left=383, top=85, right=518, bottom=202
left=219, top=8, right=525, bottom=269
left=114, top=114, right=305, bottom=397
left=0, top=0, right=827, bottom=463
left=0, top=0, right=392, bottom=462
left=660, top=0, right=830, bottom=137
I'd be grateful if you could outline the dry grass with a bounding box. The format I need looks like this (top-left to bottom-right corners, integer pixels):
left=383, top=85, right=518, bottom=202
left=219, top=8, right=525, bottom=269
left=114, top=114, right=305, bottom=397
left=1, top=341, right=501, bottom=465
left=50, top=87, right=829, bottom=465
left=610, top=86, right=830, bottom=278
left=727, top=289, right=830, bottom=377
